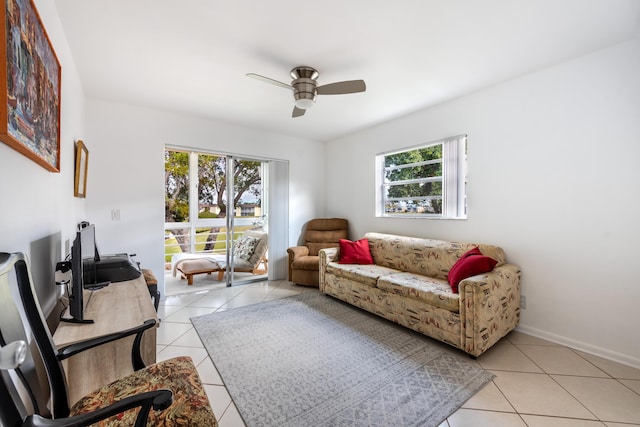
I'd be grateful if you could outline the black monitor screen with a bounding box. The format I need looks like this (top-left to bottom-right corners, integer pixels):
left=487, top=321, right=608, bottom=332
left=64, top=223, right=98, bottom=324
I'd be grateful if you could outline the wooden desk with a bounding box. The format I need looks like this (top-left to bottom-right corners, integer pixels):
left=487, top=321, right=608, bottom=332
left=53, top=275, right=157, bottom=405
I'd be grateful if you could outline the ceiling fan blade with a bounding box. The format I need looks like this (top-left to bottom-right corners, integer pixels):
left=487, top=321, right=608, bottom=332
left=316, top=80, right=366, bottom=95
left=292, top=106, right=306, bottom=118
left=246, top=73, right=292, bottom=90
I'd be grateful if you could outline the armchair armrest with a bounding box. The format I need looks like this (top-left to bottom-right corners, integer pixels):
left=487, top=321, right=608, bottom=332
left=57, top=319, right=157, bottom=371
left=458, top=263, right=521, bottom=357
left=287, top=246, right=309, bottom=280
left=23, top=389, right=172, bottom=427
left=287, top=246, right=309, bottom=259
left=318, top=247, right=339, bottom=294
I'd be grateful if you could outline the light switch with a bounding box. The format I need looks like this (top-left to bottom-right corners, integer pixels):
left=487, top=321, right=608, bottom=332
left=111, top=209, right=121, bottom=221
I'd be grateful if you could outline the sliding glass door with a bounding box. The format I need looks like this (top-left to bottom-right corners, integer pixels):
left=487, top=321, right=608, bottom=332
left=165, top=149, right=268, bottom=286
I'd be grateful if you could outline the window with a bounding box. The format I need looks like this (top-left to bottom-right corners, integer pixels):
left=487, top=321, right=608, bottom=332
left=376, top=134, right=467, bottom=219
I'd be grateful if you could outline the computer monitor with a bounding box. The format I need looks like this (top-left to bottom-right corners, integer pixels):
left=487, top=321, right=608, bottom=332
left=79, top=222, right=112, bottom=289
left=65, top=222, right=111, bottom=323
left=79, top=223, right=99, bottom=262
left=65, top=225, right=95, bottom=324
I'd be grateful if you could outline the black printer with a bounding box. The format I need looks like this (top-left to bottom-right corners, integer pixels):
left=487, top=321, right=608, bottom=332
left=82, top=253, right=141, bottom=286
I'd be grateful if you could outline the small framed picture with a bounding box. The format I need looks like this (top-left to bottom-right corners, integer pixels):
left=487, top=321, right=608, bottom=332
left=74, top=140, right=88, bottom=198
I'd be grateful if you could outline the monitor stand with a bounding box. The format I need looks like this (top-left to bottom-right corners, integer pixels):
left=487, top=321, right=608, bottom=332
left=60, top=317, right=94, bottom=324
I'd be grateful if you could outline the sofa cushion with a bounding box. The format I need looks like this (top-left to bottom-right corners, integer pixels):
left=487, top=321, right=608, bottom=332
left=448, top=247, right=498, bottom=293
left=339, top=238, right=373, bottom=264
left=325, top=262, right=398, bottom=287
left=377, top=272, right=460, bottom=313
left=365, top=232, right=506, bottom=281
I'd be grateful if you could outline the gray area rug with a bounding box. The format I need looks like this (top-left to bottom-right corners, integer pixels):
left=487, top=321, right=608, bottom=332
left=191, top=293, right=494, bottom=427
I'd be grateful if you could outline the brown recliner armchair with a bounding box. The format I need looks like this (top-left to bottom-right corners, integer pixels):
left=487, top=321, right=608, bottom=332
left=288, top=218, right=348, bottom=287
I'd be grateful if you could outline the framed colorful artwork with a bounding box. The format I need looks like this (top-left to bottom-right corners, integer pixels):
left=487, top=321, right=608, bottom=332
left=1, top=0, right=62, bottom=172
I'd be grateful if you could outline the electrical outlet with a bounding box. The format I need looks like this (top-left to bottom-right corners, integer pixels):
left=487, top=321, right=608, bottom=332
left=520, top=295, right=526, bottom=309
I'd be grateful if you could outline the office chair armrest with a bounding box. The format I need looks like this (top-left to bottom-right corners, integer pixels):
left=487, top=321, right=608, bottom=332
left=21, top=389, right=172, bottom=427
left=56, top=319, right=157, bottom=370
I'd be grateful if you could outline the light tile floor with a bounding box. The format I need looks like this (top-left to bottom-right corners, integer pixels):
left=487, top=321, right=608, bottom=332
left=157, top=280, right=640, bottom=427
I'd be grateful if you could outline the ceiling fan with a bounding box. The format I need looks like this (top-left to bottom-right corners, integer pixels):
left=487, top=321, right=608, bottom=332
left=246, top=66, right=366, bottom=118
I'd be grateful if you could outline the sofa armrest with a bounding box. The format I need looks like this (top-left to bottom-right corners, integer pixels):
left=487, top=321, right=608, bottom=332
left=319, top=247, right=338, bottom=263
left=458, top=263, right=521, bottom=357
left=318, top=247, right=339, bottom=294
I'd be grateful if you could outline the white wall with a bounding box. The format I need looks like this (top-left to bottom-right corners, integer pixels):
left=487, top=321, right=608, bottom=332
left=0, top=1, right=86, bottom=315
left=84, top=99, right=326, bottom=296
left=326, top=36, right=640, bottom=367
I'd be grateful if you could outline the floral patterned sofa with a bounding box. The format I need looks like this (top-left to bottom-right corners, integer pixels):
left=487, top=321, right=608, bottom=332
left=319, top=232, right=521, bottom=357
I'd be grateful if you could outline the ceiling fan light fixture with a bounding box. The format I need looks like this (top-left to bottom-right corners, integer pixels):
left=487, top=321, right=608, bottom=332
left=292, top=77, right=317, bottom=110
left=294, top=97, right=315, bottom=109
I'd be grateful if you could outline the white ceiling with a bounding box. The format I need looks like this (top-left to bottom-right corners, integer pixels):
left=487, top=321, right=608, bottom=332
left=54, top=0, right=640, bottom=142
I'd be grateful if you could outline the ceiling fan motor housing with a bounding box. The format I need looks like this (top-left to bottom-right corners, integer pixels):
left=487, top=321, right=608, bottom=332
left=291, top=66, right=318, bottom=109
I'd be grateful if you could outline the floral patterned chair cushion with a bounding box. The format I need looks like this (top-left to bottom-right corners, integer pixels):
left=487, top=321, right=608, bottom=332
left=70, top=356, right=218, bottom=426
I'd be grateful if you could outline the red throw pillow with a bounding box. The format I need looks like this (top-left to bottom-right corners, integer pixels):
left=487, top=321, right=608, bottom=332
left=339, top=238, right=373, bottom=264
left=447, top=247, right=498, bottom=293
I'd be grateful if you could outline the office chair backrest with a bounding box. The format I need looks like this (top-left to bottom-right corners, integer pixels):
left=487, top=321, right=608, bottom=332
left=0, top=352, right=25, bottom=426
left=0, top=252, right=71, bottom=419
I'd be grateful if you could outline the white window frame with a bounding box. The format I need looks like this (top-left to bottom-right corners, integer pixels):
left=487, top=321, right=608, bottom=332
left=376, top=134, right=467, bottom=219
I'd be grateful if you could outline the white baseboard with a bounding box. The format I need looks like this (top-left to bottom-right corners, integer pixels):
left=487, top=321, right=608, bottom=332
left=515, top=325, right=640, bottom=370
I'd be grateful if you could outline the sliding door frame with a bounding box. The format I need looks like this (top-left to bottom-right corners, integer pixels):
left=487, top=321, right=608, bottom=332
left=165, top=145, right=288, bottom=286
